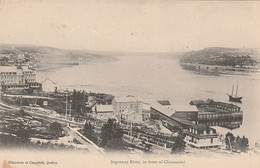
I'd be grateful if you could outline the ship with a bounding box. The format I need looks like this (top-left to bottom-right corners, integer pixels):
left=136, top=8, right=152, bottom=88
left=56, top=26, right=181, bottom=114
left=227, top=83, right=242, bottom=103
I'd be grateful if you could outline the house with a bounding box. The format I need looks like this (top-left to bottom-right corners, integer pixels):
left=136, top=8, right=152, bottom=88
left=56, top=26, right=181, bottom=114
left=41, top=78, right=57, bottom=92
left=184, top=124, right=222, bottom=149
left=92, top=104, right=114, bottom=121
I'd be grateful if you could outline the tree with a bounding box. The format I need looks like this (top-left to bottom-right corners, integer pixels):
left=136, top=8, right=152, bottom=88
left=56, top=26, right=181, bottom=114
left=49, top=122, right=63, bottom=138
left=240, top=136, right=249, bottom=152
left=171, top=129, right=186, bottom=154
left=234, top=135, right=241, bottom=151
left=83, top=122, right=97, bottom=143
left=71, top=90, right=87, bottom=116
left=225, top=133, right=249, bottom=153
left=225, top=132, right=235, bottom=151
left=100, top=119, right=124, bottom=151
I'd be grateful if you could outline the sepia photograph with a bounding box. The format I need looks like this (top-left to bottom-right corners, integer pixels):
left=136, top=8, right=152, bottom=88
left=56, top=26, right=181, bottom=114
left=0, top=0, right=260, bottom=168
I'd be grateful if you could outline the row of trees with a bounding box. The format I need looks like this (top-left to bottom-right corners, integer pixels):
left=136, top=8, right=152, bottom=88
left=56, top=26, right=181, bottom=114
left=225, top=132, right=249, bottom=152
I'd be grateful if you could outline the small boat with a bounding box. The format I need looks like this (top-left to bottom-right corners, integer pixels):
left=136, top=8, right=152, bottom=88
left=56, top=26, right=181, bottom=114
left=228, top=83, right=242, bottom=103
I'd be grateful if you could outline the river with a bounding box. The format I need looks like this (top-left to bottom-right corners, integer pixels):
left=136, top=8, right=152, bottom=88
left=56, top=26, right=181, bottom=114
left=36, top=55, right=260, bottom=146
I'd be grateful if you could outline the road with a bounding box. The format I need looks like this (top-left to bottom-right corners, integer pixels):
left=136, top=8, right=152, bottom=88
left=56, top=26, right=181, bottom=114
left=64, top=127, right=104, bottom=154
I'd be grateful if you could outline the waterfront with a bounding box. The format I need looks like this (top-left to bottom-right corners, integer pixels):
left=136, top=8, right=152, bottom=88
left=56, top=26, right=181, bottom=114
left=37, top=55, right=260, bottom=146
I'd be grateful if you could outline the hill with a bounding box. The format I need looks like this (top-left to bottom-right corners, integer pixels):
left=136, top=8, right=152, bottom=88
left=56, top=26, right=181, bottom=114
left=179, top=47, right=259, bottom=67
left=0, top=43, right=117, bottom=71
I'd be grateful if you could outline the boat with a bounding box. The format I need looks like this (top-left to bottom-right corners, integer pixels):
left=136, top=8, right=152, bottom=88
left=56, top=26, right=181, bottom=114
left=227, top=83, right=242, bottom=103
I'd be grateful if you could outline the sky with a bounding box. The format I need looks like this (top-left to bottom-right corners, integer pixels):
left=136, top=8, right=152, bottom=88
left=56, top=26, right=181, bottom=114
left=0, top=0, right=260, bottom=52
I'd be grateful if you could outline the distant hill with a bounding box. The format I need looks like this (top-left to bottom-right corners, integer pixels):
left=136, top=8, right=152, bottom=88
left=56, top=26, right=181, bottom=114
left=0, top=43, right=117, bottom=60
left=179, top=47, right=259, bottom=67
left=0, top=43, right=117, bottom=71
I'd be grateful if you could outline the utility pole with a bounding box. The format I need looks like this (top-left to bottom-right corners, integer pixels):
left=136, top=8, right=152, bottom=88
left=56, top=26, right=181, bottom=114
left=65, top=90, right=68, bottom=120
left=0, top=84, right=2, bottom=102
left=69, top=100, right=72, bottom=117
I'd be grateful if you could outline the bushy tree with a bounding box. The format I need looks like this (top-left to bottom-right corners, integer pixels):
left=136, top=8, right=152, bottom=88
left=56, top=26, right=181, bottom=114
left=100, top=119, right=124, bottom=151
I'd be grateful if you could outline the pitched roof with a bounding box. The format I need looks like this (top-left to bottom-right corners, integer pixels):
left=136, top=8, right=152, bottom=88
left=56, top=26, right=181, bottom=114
left=151, top=101, right=176, bottom=116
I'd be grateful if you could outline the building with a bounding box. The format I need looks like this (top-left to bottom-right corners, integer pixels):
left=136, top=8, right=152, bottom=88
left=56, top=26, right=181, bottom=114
left=150, top=100, right=194, bottom=130
left=0, top=65, right=41, bottom=92
left=92, top=104, right=114, bottom=121
left=112, top=96, right=143, bottom=120
left=151, top=100, right=199, bottom=124
left=184, top=124, right=222, bottom=149
left=190, top=99, right=243, bottom=129
left=41, top=78, right=57, bottom=92
left=150, top=100, right=222, bottom=148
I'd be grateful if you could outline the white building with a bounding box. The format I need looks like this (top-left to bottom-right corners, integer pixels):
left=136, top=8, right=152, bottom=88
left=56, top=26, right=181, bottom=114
left=112, top=96, right=143, bottom=121
left=0, top=66, right=36, bottom=85
left=0, top=65, right=40, bottom=91
left=184, top=125, right=222, bottom=149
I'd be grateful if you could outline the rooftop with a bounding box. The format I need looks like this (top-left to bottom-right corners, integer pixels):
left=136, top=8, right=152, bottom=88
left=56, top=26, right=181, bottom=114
left=151, top=101, right=176, bottom=116
left=114, top=96, right=142, bottom=103
left=94, top=105, right=113, bottom=113
left=151, top=102, right=198, bottom=117
left=173, top=105, right=198, bottom=112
